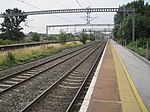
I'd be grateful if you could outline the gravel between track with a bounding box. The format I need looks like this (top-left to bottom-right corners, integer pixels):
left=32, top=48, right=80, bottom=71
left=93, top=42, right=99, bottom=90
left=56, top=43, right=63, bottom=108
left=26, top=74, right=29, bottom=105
left=0, top=42, right=100, bottom=112
left=0, top=43, right=92, bottom=79
left=28, top=42, right=104, bottom=112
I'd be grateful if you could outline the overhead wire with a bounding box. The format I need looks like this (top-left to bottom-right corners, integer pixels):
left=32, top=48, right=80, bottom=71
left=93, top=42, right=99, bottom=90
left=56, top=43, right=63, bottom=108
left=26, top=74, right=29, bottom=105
left=53, top=0, right=66, bottom=8
left=74, top=0, right=83, bottom=9
left=17, top=0, right=73, bottom=23
left=87, top=0, right=100, bottom=25
left=87, top=0, right=92, bottom=7
left=17, top=0, right=42, bottom=10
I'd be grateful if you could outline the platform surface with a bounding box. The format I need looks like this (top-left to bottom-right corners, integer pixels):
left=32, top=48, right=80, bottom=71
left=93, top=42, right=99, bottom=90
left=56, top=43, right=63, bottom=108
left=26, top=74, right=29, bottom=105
left=80, top=40, right=149, bottom=112
left=113, top=40, right=150, bottom=111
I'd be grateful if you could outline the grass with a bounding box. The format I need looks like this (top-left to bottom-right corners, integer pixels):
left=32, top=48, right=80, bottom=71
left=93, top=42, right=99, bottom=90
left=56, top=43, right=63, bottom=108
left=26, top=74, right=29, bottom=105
left=0, top=39, right=19, bottom=45
left=0, top=41, right=82, bottom=70
left=127, top=42, right=150, bottom=59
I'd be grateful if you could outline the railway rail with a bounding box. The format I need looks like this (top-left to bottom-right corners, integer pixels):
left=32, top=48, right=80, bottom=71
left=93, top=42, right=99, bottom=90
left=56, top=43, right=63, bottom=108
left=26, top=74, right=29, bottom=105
left=0, top=41, right=72, bottom=51
left=20, top=41, right=106, bottom=112
left=0, top=42, right=96, bottom=94
left=0, top=40, right=106, bottom=112
left=66, top=48, right=101, bottom=112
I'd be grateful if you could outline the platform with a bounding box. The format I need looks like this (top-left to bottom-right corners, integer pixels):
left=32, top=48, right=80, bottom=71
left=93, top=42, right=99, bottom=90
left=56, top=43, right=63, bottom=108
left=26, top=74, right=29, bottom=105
left=80, top=40, right=150, bottom=112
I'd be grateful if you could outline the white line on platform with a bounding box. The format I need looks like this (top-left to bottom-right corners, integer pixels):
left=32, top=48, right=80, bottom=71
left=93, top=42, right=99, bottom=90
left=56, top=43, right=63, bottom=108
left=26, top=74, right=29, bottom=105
left=79, top=40, right=108, bottom=112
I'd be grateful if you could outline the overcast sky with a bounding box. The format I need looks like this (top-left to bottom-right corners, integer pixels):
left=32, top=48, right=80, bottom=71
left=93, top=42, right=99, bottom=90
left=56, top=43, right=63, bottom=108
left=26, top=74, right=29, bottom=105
left=0, top=0, right=148, bottom=34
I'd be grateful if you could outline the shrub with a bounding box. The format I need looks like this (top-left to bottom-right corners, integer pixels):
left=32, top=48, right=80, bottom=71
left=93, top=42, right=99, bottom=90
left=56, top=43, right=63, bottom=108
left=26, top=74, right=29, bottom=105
left=0, top=39, right=17, bottom=45
left=88, top=34, right=95, bottom=41
left=32, top=33, right=40, bottom=42
left=6, top=51, right=15, bottom=61
left=58, top=32, right=67, bottom=44
left=80, top=33, right=88, bottom=44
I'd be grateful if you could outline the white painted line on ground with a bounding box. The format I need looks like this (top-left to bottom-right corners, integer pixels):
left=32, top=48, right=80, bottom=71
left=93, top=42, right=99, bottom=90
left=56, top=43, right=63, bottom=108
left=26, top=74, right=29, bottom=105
left=79, top=40, right=108, bottom=112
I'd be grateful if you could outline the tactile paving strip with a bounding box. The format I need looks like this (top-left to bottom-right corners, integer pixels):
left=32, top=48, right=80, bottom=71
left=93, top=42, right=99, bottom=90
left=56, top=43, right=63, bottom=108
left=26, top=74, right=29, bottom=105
left=111, top=43, right=147, bottom=112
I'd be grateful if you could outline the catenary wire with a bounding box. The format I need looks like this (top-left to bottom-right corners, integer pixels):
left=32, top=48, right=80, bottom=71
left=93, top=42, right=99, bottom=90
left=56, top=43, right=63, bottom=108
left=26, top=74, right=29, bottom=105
left=17, top=0, right=73, bottom=23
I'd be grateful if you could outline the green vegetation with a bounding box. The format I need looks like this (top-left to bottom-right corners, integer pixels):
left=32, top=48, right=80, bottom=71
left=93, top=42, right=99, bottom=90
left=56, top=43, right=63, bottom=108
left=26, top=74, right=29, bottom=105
left=79, top=33, right=95, bottom=44
left=58, top=32, right=68, bottom=44
left=6, top=51, right=16, bottom=61
left=0, top=8, right=27, bottom=41
left=0, top=39, right=19, bottom=45
left=31, top=32, right=40, bottom=42
left=0, top=42, right=82, bottom=70
left=114, top=1, right=150, bottom=59
left=47, top=35, right=57, bottom=41
left=88, top=33, right=95, bottom=41
left=114, top=1, right=150, bottom=43
left=127, top=38, right=150, bottom=58
left=80, top=33, right=88, bottom=44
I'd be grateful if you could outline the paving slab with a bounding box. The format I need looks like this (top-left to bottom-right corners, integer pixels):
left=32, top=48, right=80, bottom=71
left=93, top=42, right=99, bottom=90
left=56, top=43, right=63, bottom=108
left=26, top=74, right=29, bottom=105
left=112, top=40, right=150, bottom=111
left=80, top=40, right=149, bottom=112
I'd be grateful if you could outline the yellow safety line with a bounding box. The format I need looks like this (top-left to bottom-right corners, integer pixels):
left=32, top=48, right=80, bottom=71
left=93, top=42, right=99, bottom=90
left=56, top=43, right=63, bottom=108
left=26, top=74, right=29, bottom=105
left=111, top=44, right=140, bottom=112
left=112, top=43, right=148, bottom=112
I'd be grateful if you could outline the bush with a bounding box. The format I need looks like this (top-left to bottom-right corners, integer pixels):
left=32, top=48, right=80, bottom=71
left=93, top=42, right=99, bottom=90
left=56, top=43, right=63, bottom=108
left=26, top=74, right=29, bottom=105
left=80, top=33, right=88, bottom=44
left=58, top=32, right=67, bottom=44
left=6, top=51, right=15, bottom=61
left=32, top=33, right=40, bottom=42
left=88, top=34, right=95, bottom=41
left=47, top=35, right=57, bottom=40
left=0, top=39, right=18, bottom=45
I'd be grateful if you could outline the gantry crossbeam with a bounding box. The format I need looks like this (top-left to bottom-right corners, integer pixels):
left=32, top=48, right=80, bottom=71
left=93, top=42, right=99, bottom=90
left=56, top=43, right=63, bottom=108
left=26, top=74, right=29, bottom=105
left=0, top=8, right=135, bottom=18
left=83, top=28, right=113, bottom=32
left=46, top=23, right=114, bottom=28
left=46, top=23, right=114, bottom=35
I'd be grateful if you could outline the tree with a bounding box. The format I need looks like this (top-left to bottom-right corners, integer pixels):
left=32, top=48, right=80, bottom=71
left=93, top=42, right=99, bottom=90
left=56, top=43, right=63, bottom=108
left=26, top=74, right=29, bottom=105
left=114, top=1, right=150, bottom=43
left=47, top=35, right=57, bottom=41
left=80, top=32, right=88, bottom=44
left=0, top=8, right=27, bottom=41
left=58, top=32, right=67, bottom=43
left=88, top=33, right=95, bottom=41
left=32, top=32, right=40, bottom=42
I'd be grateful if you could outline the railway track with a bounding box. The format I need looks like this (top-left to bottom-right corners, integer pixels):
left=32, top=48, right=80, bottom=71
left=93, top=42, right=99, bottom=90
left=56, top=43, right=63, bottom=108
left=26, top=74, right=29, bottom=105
left=66, top=47, right=102, bottom=112
left=20, top=41, right=106, bottom=112
left=0, top=41, right=63, bottom=51
left=0, top=42, right=97, bottom=94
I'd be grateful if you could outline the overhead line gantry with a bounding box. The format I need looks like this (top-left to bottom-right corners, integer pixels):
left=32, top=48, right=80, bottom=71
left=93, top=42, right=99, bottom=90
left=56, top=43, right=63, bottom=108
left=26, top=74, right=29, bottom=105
left=0, top=7, right=135, bottom=41
left=46, top=23, right=114, bottom=35
left=0, top=7, right=135, bottom=18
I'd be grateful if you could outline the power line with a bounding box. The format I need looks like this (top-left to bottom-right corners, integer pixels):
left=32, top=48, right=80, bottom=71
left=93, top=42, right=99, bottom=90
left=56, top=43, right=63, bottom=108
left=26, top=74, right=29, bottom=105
left=17, top=0, right=42, bottom=10
left=86, top=0, right=100, bottom=24
left=87, top=0, right=92, bottom=7
left=74, top=0, right=83, bottom=9
left=53, top=0, right=65, bottom=8
left=17, top=0, right=73, bottom=23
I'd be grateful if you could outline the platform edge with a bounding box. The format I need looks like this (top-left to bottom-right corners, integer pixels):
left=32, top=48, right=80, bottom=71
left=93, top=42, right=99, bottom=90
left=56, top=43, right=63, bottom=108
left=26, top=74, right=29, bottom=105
left=79, top=40, right=109, bottom=112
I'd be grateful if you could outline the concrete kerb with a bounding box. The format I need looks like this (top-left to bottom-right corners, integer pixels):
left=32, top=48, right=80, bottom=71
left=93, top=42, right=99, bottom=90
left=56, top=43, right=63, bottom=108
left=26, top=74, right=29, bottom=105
left=79, top=40, right=109, bottom=112
left=123, top=46, right=150, bottom=66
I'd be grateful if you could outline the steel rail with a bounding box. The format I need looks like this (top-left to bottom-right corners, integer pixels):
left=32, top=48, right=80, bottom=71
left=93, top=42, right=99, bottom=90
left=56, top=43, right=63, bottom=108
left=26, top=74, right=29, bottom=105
left=20, top=41, right=105, bottom=112
left=66, top=41, right=106, bottom=112
left=0, top=42, right=97, bottom=94
left=0, top=42, right=94, bottom=80
left=0, top=41, right=75, bottom=51
left=0, top=41, right=57, bottom=51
